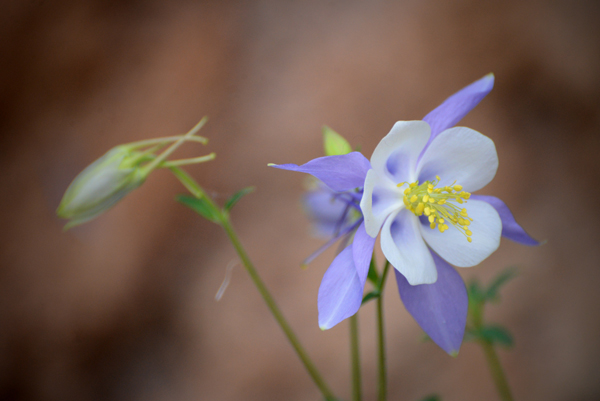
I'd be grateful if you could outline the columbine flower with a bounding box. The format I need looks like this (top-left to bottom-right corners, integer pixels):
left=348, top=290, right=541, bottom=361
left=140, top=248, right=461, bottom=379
left=271, top=132, right=376, bottom=329
left=272, top=76, right=538, bottom=354
left=360, top=74, right=539, bottom=354
left=57, top=118, right=214, bottom=229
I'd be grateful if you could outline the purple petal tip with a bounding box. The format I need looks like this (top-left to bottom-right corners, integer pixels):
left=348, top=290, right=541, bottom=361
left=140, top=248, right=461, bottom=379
left=396, top=252, right=468, bottom=355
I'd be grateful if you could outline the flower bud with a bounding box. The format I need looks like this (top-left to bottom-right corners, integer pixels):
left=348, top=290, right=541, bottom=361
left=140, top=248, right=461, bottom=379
left=57, top=146, right=145, bottom=229
left=57, top=118, right=213, bottom=229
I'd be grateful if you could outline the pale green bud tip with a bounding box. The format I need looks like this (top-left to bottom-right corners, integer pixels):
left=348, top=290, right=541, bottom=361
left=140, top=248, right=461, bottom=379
left=267, top=163, right=277, bottom=167
left=450, top=350, right=459, bottom=358
left=322, top=125, right=352, bottom=156
left=57, top=146, right=146, bottom=229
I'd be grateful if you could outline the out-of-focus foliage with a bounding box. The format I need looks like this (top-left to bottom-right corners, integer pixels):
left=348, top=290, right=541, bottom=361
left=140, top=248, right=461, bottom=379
left=322, top=126, right=352, bottom=156
left=466, top=267, right=518, bottom=348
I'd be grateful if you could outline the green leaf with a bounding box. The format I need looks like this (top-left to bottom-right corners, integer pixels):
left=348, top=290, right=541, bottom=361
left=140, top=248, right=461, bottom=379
left=418, top=395, right=442, bottom=401
left=467, top=280, right=486, bottom=305
left=367, top=257, right=380, bottom=285
left=473, top=325, right=514, bottom=348
left=177, top=194, right=222, bottom=224
left=322, top=126, right=352, bottom=156
left=485, top=267, right=518, bottom=302
left=361, top=291, right=380, bottom=305
left=224, top=186, right=255, bottom=211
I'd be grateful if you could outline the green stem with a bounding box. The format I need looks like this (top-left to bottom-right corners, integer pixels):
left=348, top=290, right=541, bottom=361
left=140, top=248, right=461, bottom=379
left=349, top=314, right=362, bottom=401
left=377, top=261, right=391, bottom=401
left=479, top=340, right=513, bottom=401
left=221, top=218, right=336, bottom=401
left=469, top=292, right=514, bottom=401
left=170, top=167, right=337, bottom=401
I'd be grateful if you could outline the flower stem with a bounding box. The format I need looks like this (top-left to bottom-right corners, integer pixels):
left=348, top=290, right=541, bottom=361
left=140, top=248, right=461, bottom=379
left=220, top=218, right=336, bottom=400
left=377, top=260, right=391, bottom=401
left=349, top=314, right=362, bottom=401
left=468, top=287, right=514, bottom=401
left=479, top=340, right=514, bottom=401
left=169, top=166, right=337, bottom=401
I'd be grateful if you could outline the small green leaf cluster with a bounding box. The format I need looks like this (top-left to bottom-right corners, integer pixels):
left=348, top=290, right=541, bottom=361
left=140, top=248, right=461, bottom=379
left=177, top=187, right=255, bottom=225
left=465, top=325, right=514, bottom=348
left=465, top=267, right=517, bottom=348
left=468, top=267, right=518, bottom=305
left=361, top=257, right=386, bottom=305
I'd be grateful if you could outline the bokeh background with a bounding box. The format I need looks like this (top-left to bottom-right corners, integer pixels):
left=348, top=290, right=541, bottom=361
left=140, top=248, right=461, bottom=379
left=2, top=1, right=599, bottom=400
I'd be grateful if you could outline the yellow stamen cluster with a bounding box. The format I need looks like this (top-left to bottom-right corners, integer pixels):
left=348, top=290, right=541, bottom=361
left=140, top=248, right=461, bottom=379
left=399, top=176, right=473, bottom=242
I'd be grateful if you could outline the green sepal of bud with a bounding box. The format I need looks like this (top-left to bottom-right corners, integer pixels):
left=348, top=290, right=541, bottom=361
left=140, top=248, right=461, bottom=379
left=56, top=145, right=146, bottom=229
left=322, top=125, right=352, bottom=156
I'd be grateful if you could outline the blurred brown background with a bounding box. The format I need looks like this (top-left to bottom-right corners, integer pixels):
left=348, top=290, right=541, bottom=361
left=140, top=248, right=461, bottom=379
left=1, top=0, right=599, bottom=400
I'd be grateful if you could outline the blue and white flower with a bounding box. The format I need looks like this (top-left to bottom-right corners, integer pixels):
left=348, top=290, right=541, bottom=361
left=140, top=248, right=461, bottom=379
left=361, top=73, right=539, bottom=354
left=272, top=74, right=539, bottom=354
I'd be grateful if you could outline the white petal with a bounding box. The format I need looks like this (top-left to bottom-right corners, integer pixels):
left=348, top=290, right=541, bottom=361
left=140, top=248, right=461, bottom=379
left=360, top=169, right=403, bottom=237
left=381, top=209, right=437, bottom=285
left=420, top=199, right=501, bottom=267
left=416, top=127, right=498, bottom=192
left=370, top=121, right=430, bottom=184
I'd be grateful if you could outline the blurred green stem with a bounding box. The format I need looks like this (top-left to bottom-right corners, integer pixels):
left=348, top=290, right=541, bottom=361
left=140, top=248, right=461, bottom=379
left=377, top=260, right=391, bottom=401
left=479, top=340, right=514, bottom=401
left=349, top=314, right=362, bottom=401
left=170, top=166, right=337, bottom=401
left=470, top=294, right=514, bottom=401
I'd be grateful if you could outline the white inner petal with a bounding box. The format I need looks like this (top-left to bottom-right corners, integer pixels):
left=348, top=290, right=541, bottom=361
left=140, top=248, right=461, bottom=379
left=361, top=169, right=403, bottom=237
left=420, top=199, right=501, bottom=267
left=380, top=209, right=437, bottom=285
left=416, top=127, right=498, bottom=192
left=370, top=121, right=431, bottom=184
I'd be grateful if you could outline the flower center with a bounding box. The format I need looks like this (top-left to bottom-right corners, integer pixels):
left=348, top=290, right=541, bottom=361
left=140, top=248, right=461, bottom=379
left=398, top=176, right=473, bottom=242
